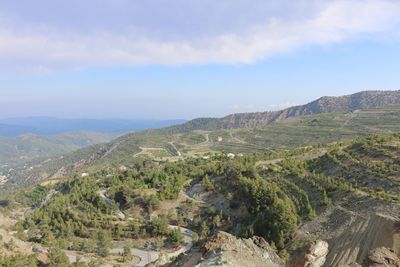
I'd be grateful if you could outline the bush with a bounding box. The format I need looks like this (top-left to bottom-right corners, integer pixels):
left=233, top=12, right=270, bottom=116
left=168, top=229, right=184, bottom=246
left=4, top=239, right=16, bottom=251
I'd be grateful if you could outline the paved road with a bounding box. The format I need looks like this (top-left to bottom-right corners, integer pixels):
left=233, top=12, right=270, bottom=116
left=165, top=225, right=195, bottom=259
left=98, top=190, right=195, bottom=266
left=109, top=248, right=159, bottom=267
left=110, top=225, right=195, bottom=267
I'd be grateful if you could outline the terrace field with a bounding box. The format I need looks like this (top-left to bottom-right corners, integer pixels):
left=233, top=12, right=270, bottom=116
left=4, top=105, right=400, bottom=190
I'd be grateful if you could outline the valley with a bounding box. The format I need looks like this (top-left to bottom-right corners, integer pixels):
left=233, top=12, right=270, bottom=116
left=2, top=0, right=400, bottom=265
left=1, top=131, right=399, bottom=266
left=0, top=132, right=118, bottom=168
left=5, top=104, right=400, bottom=190
left=0, top=91, right=400, bottom=267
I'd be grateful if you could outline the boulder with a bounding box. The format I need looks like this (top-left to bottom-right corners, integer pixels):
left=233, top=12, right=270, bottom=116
left=364, top=247, right=400, bottom=267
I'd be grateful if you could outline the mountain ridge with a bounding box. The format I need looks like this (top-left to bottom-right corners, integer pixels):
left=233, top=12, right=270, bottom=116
left=156, top=90, right=400, bottom=133
left=3, top=90, right=400, bottom=189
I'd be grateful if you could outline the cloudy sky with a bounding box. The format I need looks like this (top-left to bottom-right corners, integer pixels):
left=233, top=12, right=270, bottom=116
left=1, top=0, right=400, bottom=119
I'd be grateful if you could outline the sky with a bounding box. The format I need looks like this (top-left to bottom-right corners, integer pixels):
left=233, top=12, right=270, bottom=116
left=1, top=0, right=400, bottom=119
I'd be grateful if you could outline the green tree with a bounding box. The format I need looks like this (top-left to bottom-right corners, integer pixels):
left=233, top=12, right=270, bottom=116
left=168, top=229, right=184, bottom=246
left=202, top=175, right=215, bottom=191
left=200, top=221, right=210, bottom=239
left=122, top=244, right=132, bottom=262
left=95, top=230, right=112, bottom=257
left=149, top=216, right=169, bottom=236
left=48, top=247, right=69, bottom=267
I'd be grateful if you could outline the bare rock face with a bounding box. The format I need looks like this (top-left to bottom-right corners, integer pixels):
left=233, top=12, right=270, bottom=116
left=172, top=231, right=285, bottom=267
left=288, top=240, right=329, bottom=267
left=202, top=231, right=285, bottom=267
left=308, top=241, right=329, bottom=267
left=322, top=213, right=400, bottom=266
left=161, top=90, right=400, bottom=132
left=364, top=247, right=400, bottom=267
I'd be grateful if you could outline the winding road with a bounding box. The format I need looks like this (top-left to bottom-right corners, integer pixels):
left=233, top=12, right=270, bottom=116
left=98, top=190, right=195, bottom=266
left=109, top=247, right=159, bottom=267
left=109, top=225, right=195, bottom=267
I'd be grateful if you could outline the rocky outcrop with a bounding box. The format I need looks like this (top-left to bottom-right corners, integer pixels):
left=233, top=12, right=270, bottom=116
left=202, top=231, right=285, bottom=267
left=288, top=240, right=329, bottom=267
left=364, top=247, right=400, bottom=267
left=324, top=213, right=400, bottom=266
left=172, top=231, right=285, bottom=267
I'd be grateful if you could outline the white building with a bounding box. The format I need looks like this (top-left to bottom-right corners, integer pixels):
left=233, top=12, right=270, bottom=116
left=227, top=153, right=235, bottom=159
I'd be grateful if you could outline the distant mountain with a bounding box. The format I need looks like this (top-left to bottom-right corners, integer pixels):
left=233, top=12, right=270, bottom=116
left=0, top=117, right=186, bottom=137
left=158, top=90, right=400, bottom=133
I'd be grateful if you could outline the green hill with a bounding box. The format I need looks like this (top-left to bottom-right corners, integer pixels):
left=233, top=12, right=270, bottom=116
left=2, top=132, right=398, bottom=266
left=5, top=105, right=400, bottom=189
left=0, top=132, right=118, bottom=179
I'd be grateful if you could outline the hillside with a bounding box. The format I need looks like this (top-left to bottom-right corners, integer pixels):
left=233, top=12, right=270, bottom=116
left=0, top=131, right=118, bottom=170
left=159, top=90, right=400, bottom=133
left=0, top=133, right=398, bottom=266
left=5, top=104, right=400, bottom=189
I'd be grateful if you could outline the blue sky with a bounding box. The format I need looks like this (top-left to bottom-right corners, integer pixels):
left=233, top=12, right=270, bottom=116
left=1, top=0, right=400, bottom=119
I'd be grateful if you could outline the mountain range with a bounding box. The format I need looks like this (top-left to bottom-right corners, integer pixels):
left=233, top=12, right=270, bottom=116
left=159, top=90, right=400, bottom=133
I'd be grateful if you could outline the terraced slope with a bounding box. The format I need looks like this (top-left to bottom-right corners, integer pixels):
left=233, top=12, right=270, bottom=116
left=2, top=133, right=399, bottom=266
left=207, top=133, right=400, bottom=266
left=309, top=134, right=400, bottom=198
left=5, top=105, right=400, bottom=189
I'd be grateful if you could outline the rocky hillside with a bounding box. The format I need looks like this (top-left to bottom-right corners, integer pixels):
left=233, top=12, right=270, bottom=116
left=160, top=90, right=400, bottom=132
left=2, top=132, right=399, bottom=267
left=170, top=231, right=285, bottom=267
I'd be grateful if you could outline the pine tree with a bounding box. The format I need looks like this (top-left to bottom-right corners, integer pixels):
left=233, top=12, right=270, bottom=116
left=48, top=247, right=69, bottom=267
left=95, top=230, right=112, bottom=257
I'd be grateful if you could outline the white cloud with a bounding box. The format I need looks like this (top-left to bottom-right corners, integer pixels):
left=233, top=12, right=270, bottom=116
left=1, top=0, right=400, bottom=70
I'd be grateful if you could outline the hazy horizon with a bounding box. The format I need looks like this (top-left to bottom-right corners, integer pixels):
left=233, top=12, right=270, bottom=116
left=1, top=89, right=400, bottom=121
left=0, top=116, right=187, bottom=121
left=1, top=1, right=400, bottom=119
